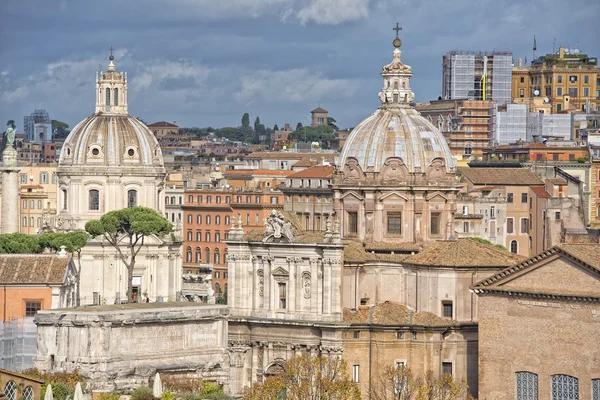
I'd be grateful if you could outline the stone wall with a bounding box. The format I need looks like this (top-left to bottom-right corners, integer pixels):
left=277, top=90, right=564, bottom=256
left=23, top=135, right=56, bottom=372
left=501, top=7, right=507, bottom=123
left=34, top=303, right=229, bottom=391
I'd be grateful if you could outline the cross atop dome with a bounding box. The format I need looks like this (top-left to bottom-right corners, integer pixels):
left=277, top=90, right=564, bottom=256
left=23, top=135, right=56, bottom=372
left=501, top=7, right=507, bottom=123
left=392, top=23, right=402, bottom=48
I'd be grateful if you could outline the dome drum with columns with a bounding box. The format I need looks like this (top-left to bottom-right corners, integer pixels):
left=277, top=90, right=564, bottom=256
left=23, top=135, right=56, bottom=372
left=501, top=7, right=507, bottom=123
left=334, top=29, right=460, bottom=244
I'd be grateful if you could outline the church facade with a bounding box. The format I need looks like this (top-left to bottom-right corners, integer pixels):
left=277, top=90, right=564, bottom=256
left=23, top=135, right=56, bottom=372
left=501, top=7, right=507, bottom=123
left=54, top=53, right=182, bottom=304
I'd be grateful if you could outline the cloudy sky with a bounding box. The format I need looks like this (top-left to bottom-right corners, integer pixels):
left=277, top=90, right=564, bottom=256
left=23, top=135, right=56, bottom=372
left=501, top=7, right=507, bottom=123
left=1, top=0, right=598, bottom=131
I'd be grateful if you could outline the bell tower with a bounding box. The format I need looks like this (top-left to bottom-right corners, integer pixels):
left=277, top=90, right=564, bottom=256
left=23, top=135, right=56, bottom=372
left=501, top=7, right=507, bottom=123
left=95, top=48, right=128, bottom=115
left=378, top=24, right=415, bottom=106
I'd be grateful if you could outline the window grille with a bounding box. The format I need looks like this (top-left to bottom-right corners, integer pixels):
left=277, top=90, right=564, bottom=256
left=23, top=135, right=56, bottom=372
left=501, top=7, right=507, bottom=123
left=592, top=379, right=600, bottom=400
left=4, top=381, right=16, bottom=400
left=551, top=375, right=578, bottom=400
left=516, top=372, right=538, bottom=400
left=387, top=213, right=402, bottom=234
left=23, top=387, right=34, bottom=400
left=89, top=189, right=100, bottom=210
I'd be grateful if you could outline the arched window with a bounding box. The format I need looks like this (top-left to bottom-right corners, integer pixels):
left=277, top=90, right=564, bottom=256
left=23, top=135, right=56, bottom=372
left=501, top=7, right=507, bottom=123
left=224, top=249, right=229, bottom=262
left=226, top=196, right=231, bottom=204
left=165, top=196, right=169, bottom=205
left=465, top=144, right=472, bottom=155
left=216, top=196, right=221, bottom=203
left=187, top=214, right=192, bottom=223
left=196, top=231, right=202, bottom=241
left=4, top=380, right=17, bottom=400
left=195, top=247, right=201, bottom=263
left=186, top=246, right=192, bottom=262
left=22, top=386, right=34, bottom=400
left=62, top=189, right=68, bottom=210
left=216, top=215, right=220, bottom=225
left=225, top=216, right=230, bottom=226
left=105, top=88, right=111, bottom=110
left=394, top=81, right=399, bottom=89
left=510, top=240, right=518, bottom=254
left=515, top=371, right=538, bottom=400
left=205, top=248, right=211, bottom=264
left=214, top=248, right=220, bottom=264
left=551, top=375, right=578, bottom=400
left=127, top=189, right=137, bottom=208
left=205, top=232, right=211, bottom=242
left=206, top=215, right=211, bottom=225
left=215, top=232, right=220, bottom=242
left=207, top=196, right=212, bottom=203
left=89, top=189, right=100, bottom=210
left=215, top=283, right=221, bottom=295
left=188, top=195, right=193, bottom=203
left=198, top=195, right=202, bottom=203
left=197, top=215, right=202, bottom=224
left=187, top=231, right=192, bottom=241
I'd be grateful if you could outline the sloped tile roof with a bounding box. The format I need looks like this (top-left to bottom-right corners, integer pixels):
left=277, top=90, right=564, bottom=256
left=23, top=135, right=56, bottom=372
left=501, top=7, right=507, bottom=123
left=0, top=254, right=71, bottom=285
left=147, top=121, right=178, bottom=128
left=558, top=244, right=600, bottom=269
left=344, top=301, right=457, bottom=327
left=288, top=165, right=334, bottom=179
left=530, top=186, right=551, bottom=199
left=311, top=107, right=328, bottom=113
left=459, top=167, right=544, bottom=185
left=343, top=241, right=411, bottom=264
left=403, top=239, right=525, bottom=268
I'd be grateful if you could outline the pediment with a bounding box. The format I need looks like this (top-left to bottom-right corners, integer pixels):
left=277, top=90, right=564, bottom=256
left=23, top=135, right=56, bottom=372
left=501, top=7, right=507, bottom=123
left=473, top=246, right=600, bottom=299
left=341, top=191, right=364, bottom=201
left=379, top=191, right=409, bottom=202
left=272, top=267, right=289, bottom=276
left=425, top=191, right=448, bottom=201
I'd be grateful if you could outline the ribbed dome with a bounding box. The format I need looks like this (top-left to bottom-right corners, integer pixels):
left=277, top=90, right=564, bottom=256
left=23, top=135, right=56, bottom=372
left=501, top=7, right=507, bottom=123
left=339, top=107, right=455, bottom=173
left=59, top=115, right=163, bottom=168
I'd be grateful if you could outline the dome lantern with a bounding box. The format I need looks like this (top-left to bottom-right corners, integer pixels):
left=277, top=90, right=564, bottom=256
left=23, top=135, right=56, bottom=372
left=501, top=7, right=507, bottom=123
left=95, top=47, right=128, bottom=115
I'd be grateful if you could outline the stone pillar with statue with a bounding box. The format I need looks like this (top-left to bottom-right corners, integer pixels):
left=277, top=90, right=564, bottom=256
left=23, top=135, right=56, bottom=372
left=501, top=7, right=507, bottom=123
left=1, top=120, right=21, bottom=234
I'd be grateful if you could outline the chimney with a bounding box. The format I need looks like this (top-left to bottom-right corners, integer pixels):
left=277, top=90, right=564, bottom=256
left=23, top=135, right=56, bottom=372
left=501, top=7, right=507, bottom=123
left=518, top=58, right=522, bottom=67
left=559, top=46, right=564, bottom=59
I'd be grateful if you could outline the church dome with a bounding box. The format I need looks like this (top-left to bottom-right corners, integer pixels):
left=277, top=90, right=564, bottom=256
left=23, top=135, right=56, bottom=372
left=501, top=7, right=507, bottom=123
left=60, top=114, right=163, bottom=167
left=339, top=32, right=454, bottom=174
left=58, top=54, right=164, bottom=170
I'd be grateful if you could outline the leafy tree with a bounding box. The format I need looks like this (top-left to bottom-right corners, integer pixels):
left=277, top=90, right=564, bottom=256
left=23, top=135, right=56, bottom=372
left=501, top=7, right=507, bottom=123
left=327, top=117, right=339, bottom=130
left=296, top=122, right=303, bottom=131
left=39, top=231, right=89, bottom=305
left=289, top=125, right=335, bottom=148
left=85, top=207, right=172, bottom=303
left=273, top=124, right=279, bottom=131
left=52, top=120, right=70, bottom=140
left=371, top=365, right=468, bottom=400
left=242, top=113, right=250, bottom=129
left=254, top=116, right=261, bottom=131
left=243, top=354, right=361, bottom=400
left=0, top=233, right=42, bottom=254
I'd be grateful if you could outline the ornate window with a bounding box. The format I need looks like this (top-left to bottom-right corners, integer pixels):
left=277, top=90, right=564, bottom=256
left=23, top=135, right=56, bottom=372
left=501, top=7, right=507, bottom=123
left=348, top=212, right=358, bottom=233
left=89, top=189, right=100, bottom=211
left=592, top=379, right=600, bottom=400
left=278, top=282, right=287, bottom=309
left=516, top=371, right=538, bottom=400
left=114, top=88, right=119, bottom=106
left=186, top=246, right=192, bottom=262
left=4, top=380, right=16, bottom=400
left=214, top=248, right=220, bottom=264
left=387, top=212, right=402, bottom=234
left=105, top=88, right=111, bottom=110
left=127, top=189, right=137, bottom=208
left=551, top=375, right=578, bottom=400
left=430, top=212, right=441, bottom=235
left=195, top=247, right=201, bottom=263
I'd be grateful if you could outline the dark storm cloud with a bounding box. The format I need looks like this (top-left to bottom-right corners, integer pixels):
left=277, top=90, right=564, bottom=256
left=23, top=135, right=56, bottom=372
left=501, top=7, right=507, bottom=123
left=0, top=0, right=598, bottom=130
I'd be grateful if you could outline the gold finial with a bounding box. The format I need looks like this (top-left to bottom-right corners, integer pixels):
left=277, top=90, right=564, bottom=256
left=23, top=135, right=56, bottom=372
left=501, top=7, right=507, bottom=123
left=392, top=23, right=402, bottom=48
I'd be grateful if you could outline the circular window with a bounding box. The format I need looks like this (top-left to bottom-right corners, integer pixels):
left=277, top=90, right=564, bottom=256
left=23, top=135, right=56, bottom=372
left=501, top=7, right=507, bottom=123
left=128, top=149, right=135, bottom=157
left=92, top=148, right=100, bottom=156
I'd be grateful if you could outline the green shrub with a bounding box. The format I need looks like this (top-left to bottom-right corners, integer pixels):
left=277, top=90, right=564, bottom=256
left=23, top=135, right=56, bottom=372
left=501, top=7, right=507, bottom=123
left=161, top=390, right=175, bottom=400
left=100, top=393, right=121, bottom=400
left=41, top=383, right=73, bottom=400
left=131, top=387, right=155, bottom=400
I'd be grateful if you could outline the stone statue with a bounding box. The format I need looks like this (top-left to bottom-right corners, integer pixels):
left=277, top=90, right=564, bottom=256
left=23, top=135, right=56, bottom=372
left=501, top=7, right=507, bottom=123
left=326, top=217, right=332, bottom=233
left=5, top=120, right=16, bottom=146
left=263, top=210, right=294, bottom=243
left=334, top=218, right=340, bottom=233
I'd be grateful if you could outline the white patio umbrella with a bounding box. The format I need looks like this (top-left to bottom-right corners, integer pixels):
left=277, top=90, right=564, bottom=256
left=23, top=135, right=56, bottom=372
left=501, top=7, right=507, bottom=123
left=73, top=383, right=83, bottom=400
left=44, top=384, right=54, bottom=400
left=152, top=373, right=163, bottom=398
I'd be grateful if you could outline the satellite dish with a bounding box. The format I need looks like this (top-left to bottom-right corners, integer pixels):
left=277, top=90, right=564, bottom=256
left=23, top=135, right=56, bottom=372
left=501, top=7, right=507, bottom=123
left=544, top=97, right=549, bottom=103
left=533, top=90, right=540, bottom=96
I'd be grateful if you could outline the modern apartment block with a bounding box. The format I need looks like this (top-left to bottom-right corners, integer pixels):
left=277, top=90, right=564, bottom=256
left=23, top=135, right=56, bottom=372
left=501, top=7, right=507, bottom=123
left=442, top=51, right=512, bottom=104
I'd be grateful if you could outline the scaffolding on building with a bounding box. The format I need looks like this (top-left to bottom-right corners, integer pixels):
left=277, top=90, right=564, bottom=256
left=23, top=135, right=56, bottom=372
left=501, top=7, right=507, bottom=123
left=0, top=319, right=37, bottom=372
left=495, top=104, right=528, bottom=145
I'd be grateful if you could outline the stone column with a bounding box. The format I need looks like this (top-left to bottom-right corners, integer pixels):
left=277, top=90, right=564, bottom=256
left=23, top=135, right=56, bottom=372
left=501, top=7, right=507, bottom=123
left=1, top=145, right=20, bottom=234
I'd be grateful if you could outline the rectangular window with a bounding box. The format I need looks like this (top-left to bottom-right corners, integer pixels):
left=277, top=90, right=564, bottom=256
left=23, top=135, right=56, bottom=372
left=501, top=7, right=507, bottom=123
left=557, top=104, right=562, bottom=112
left=584, top=75, right=589, bottom=84
left=396, top=331, right=404, bottom=339
left=353, top=330, right=360, bottom=339
left=519, top=88, right=524, bottom=98
left=38, top=200, right=43, bottom=209
left=569, top=75, right=577, bottom=83
left=557, top=75, right=562, bottom=83
left=430, top=212, right=441, bottom=235
left=387, top=213, right=402, bottom=234
left=521, top=218, right=529, bottom=234
left=520, top=77, right=524, bottom=83
left=20, top=174, right=27, bottom=184
left=25, top=301, right=41, bottom=317
left=516, top=372, right=538, bottom=400
left=348, top=212, right=358, bottom=234
left=353, top=365, right=360, bottom=383
left=22, top=199, right=27, bottom=209
left=463, top=222, right=469, bottom=233
left=521, top=193, right=528, bottom=203
left=278, top=282, right=287, bottom=309
left=507, top=193, right=514, bottom=203
left=269, top=160, right=277, bottom=170
left=40, top=173, right=48, bottom=184
left=442, top=362, right=453, bottom=376
left=557, top=87, right=562, bottom=96
left=568, top=87, right=578, bottom=97
left=507, top=218, right=514, bottom=234
left=555, top=212, right=561, bottom=220
left=490, top=206, right=495, bottom=218
left=442, top=301, right=453, bottom=319
left=584, top=87, right=589, bottom=97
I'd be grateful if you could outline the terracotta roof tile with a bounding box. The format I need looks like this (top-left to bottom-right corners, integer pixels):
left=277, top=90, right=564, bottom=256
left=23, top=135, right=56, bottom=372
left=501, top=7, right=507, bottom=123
left=459, top=167, right=544, bottom=185
left=548, top=178, right=567, bottom=185
left=311, top=107, right=328, bottom=113
left=288, top=166, right=334, bottom=179
left=558, top=244, right=600, bottom=269
left=530, top=186, right=551, bottom=198
left=403, top=239, right=525, bottom=268
left=147, top=121, right=178, bottom=128
left=225, top=169, right=294, bottom=176
left=291, top=157, right=316, bottom=168
left=343, top=241, right=410, bottom=263
left=344, top=301, right=457, bottom=327
left=0, top=254, right=70, bottom=285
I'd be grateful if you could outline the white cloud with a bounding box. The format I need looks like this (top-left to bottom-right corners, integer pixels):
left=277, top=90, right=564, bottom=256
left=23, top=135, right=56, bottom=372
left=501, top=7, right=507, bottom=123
left=235, top=68, right=359, bottom=104
left=294, top=0, right=369, bottom=25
